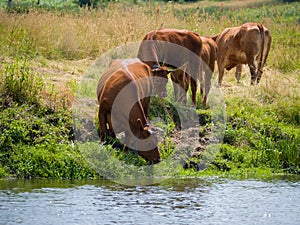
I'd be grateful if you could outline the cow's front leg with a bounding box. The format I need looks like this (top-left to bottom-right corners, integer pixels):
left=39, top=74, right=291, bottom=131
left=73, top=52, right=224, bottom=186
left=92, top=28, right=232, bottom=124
left=106, top=113, right=116, bottom=139
left=98, top=110, right=108, bottom=142
left=170, top=72, right=179, bottom=101
left=217, top=64, right=225, bottom=87
left=190, top=77, right=197, bottom=106
left=172, top=69, right=187, bottom=105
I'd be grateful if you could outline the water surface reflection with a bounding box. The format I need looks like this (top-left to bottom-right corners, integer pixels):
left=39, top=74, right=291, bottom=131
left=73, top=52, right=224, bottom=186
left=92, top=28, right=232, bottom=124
left=1, top=177, right=300, bottom=225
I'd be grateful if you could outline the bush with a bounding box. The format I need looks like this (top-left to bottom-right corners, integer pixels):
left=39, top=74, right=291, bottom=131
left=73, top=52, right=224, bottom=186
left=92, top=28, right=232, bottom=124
left=1, top=58, right=43, bottom=105
left=0, top=102, right=95, bottom=178
left=224, top=99, right=300, bottom=174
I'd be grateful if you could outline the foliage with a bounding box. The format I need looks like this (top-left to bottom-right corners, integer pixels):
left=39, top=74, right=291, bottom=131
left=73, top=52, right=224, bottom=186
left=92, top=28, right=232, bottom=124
left=220, top=97, right=300, bottom=174
left=0, top=101, right=96, bottom=178
left=0, top=58, right=95, bottom=178
left=1, top=0, right=117, bottom=13
left=1, top=58, right=43, bottom=105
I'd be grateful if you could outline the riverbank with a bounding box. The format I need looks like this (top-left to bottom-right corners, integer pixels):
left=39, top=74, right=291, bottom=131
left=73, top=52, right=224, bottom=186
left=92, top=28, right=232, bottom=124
left=0, top=0, right=299, bottom=179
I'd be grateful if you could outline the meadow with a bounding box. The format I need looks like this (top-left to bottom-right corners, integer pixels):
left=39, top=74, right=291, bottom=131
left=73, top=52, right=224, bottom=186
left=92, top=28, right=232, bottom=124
left=0, top=0, right=299, bottom=179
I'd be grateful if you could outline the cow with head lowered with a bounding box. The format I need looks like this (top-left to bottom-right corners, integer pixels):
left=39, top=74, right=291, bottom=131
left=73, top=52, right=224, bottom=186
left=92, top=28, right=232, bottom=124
left=97, top=58, right=171, bottom=164
left=137, top=28, right=206, bottom=106
left=212, top=22, right=271, bottom=86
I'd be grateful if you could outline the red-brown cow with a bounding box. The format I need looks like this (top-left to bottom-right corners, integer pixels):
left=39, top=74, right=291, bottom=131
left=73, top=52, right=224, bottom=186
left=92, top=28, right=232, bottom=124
left=97, top=58, right=170, bottom=164
left=137, top=28, right=203, bottom=106
left=212, top=22, right=271, bottom=86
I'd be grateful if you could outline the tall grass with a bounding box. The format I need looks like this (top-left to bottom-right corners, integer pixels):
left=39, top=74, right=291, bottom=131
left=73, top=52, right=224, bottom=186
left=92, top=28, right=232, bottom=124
left=0, top=1, right=298, bottom=72
left=0, top=4, right=166, bottom=59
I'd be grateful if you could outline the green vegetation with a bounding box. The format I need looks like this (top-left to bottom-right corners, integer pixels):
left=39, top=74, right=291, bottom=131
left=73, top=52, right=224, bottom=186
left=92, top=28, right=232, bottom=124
left=0, top=59, right=96, bottom=178
left=0, top=0, right=299, bottom=179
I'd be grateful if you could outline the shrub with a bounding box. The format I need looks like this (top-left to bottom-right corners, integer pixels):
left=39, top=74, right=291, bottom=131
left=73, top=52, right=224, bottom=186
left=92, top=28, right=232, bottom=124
left=1, top=58, right=43, bottom=105
left=0, top=102, right=95, bottom=178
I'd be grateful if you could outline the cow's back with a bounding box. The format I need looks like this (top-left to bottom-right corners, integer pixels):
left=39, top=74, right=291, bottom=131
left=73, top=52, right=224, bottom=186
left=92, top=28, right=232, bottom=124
left=144, top=29, right=202, bottom=53
left=97, top=59, right=147, bottom=99
left=97, top=60, right=152, bottom=124
left=138, top=28, right=202, bottom=70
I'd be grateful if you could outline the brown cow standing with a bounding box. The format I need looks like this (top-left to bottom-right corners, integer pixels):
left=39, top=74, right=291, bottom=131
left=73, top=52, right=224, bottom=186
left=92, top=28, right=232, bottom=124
left=212, top=22, right=271, bottom=86
left=97, top=58, right=170, bottom=164
left=137, top=28, right=203, bottom=106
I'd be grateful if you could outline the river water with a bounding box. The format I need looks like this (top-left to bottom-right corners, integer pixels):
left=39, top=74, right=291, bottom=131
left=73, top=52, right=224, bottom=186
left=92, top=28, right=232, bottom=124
left=1, top=177, right=300, bottom=225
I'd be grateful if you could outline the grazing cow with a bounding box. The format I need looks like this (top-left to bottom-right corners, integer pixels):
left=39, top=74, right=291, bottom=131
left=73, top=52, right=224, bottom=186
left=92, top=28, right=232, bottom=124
left=212, top=22, right=271, bottom=86
left=97, top=58, right=170, bottom=163
left=137, top=28, right=203, bottom=106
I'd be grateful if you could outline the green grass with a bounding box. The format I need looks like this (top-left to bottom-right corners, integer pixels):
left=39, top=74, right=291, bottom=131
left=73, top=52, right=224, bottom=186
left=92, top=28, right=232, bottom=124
left=0, top=102, right=97, bottom=178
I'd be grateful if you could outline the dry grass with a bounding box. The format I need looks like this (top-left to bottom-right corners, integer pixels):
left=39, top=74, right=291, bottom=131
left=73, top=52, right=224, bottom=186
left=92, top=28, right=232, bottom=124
left=221, top=68, right=300, bottom=105
left=0, top=1, right=298, bottom=61
left=0, top=4, right=172, bottom=59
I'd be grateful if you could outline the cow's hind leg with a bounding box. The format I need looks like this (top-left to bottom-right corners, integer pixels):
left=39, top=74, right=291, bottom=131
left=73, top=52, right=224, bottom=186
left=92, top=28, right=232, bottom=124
left=247, top=56, right=257, bottom=85
left=245, top=44, right=260, bottom=85
left=256, top=30, right=272, bottom=84
left=249, top=64, right=257, bottom=85
left=235, top=64, right=243, bottom=83
left=256, top=68, right=263, bottom=84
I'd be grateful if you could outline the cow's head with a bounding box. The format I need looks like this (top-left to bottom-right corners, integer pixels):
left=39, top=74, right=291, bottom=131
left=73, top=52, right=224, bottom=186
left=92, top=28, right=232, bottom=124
left=151, top=66, right=174, bottom=98
left=136, top=119, right=161, bottom=164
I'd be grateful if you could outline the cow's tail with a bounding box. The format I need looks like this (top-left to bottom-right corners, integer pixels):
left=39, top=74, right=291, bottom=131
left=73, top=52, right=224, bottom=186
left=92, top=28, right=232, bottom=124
left=257, top=23, right=265, bottom=77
